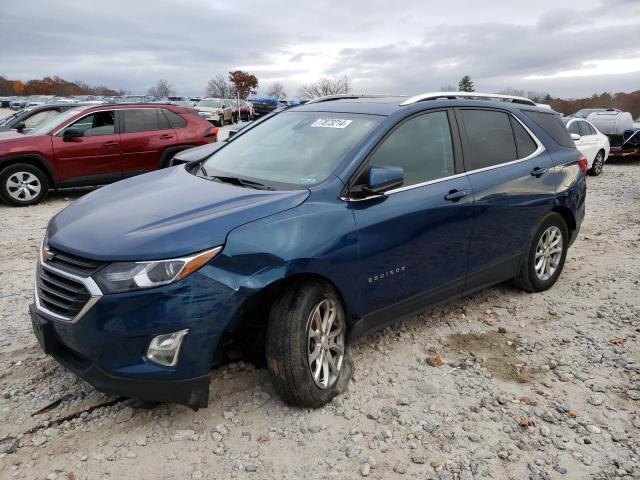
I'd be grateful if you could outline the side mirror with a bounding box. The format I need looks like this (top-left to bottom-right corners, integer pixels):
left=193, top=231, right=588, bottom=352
left=63, top=128, right=84, bottom=142
left=367, top=166, right=404, bottom=193
left=14, top=122, right=26, bottom=133
left=570, top=133, right=581, bottom=141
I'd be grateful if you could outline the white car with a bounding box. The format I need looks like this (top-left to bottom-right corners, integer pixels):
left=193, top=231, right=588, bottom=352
left=563, top=117, right=610, bottom=176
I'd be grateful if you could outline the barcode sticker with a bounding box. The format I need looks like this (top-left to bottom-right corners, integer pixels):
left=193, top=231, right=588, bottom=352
left=310, top=118, right=353, bottom=129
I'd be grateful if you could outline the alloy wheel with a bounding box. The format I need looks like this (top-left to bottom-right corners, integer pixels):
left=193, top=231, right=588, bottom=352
left=307, top=298, right=345, bottom=389
left=593, top=153, right=603, bottom=174
left=6, top=171, right=41, bottom=202
left=534, top=226, right=563, bottom=281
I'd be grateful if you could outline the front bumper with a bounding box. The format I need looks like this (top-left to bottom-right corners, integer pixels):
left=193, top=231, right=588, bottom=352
left=30, top=265, right=246, bottom=409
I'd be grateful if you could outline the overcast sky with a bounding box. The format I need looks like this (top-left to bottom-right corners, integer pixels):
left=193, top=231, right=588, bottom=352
left=1, top=0, right=639, bottom=98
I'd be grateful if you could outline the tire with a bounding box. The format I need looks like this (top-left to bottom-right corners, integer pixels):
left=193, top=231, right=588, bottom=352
left=588, top=151, right=605, bottom=176
left=266, top=281, right=353, bottom=408
left=513, top=212, right=568, bottom=292
left=217, top=115, right=225, bottom=127
left=0, top=163, right=49, bottom=206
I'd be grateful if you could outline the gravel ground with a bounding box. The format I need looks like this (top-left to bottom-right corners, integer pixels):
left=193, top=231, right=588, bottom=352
left=0, top=157, right=639, bottom=480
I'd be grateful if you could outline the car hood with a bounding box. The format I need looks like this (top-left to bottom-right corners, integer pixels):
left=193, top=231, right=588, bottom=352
left=0, top=131, right=26, bottom=141
left=48, top=166, right=310, bottom=261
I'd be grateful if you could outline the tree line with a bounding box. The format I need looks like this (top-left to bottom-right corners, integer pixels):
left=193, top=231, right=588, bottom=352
left=0, top=75, right=121, bottom=96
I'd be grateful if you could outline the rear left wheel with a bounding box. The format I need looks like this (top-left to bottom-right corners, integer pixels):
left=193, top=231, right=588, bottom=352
left=0, top=163, right=49, bottom=206
left=266, top=281, right=353, bottom=408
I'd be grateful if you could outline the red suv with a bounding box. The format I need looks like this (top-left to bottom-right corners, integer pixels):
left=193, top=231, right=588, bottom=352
left=0, top=104, right=218, bottom=206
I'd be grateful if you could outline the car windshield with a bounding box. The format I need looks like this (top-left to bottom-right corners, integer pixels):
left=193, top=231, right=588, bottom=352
left=28, top=108, right=83, bottom=135
left=201, top=111, right=381, bottom=188
left=198, top=100, right=221, bottom=108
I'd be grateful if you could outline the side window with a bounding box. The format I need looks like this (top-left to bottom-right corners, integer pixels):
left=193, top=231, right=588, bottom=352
left=568, top=121, right=580, bottom=135
left=520, top=110, right=574, bottom=148
left=162, top=110, right=187, bottom=128
left=369, top=111, right=454, bottom=187
left=461, top=110, right=517, bottom=170
left=158, top=109, right=172, bottom=130
left=510, top=117, right=538, bottom=158
left=579, top=122, right=595, bottom=136
left=62, top=111, right=115, bottom=137
left=122, top=109, right=159, bottom=133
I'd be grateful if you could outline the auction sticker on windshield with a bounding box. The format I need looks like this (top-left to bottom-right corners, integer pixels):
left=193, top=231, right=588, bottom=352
left=310, top=118, right=353, bottom=129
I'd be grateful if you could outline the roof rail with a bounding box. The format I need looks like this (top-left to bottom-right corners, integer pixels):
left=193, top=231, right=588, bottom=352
left=306, top=93, right=404, bottom=104
left=400, top=91, right=537, bottom=107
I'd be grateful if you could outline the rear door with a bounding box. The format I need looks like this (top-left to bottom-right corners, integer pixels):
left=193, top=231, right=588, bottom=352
left=352, top=110, right=473, bottom=331
left=119, top=108, right=177, bottom=176
left=51, top=110, right=121, bottom=185
left=457, top=108, right=556, bottom=293
left=577, top=121, right=599, bottom=167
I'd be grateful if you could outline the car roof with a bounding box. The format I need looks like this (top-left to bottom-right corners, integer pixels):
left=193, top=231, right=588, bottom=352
left=295, top=95, right=555, bottom=116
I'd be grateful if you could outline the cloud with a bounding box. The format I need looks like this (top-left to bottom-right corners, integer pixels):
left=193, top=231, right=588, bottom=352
left=0, top=0, right=637, bottom=97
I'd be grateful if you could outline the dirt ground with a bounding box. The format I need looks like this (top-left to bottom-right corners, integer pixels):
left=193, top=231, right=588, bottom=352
left=0, top=157, right=638, bottom=480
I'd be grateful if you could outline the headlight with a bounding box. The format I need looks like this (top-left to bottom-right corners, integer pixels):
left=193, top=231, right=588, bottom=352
left=94, top=246, right=222, bottom=294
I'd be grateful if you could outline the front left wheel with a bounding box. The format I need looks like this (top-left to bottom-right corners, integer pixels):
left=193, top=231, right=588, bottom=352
left=266, top=281, right=353, bottom=408
left=0, top=163, right=49, bottom=206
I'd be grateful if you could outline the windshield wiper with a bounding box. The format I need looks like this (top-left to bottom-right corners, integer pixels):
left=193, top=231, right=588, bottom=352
left=209, top=175, right=274, bottom=190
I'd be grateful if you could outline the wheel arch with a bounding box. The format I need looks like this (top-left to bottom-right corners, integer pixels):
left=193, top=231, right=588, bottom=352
left=0, top=154, right=56, bottom=187
left=552, top=205, right=576, bottom=234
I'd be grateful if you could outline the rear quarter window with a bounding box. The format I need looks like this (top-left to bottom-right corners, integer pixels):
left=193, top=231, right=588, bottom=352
left=162, top=109, right=187, bottom=128
left=521, top=110, right=574, bottom=148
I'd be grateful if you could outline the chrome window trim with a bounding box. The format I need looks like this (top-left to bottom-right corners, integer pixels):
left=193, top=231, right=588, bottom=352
left=342, top=112, right=545, bottom=201
left=34, top=239, right=103, bottom=323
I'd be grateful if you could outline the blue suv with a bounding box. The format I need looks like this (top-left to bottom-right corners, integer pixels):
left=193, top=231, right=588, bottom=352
left=30, top=92, right=586, bottom=409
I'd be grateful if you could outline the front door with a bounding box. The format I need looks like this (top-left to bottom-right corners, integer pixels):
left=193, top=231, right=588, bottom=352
left=52, top=110, right=121, bottom=185
left=457, top=108, right=557, bottom=292
left=351, top=110, right=473, bottom=333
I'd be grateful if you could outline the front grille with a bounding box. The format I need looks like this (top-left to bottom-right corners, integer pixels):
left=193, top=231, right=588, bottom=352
left=46, top=248, right=104, bottom=277
left=37, top=266, right=92, bottom=319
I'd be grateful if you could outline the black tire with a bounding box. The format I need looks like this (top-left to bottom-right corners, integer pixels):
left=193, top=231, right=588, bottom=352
left=217, top=115, right=225, bottom=127
left=588, top=151, right=605, bottom=176
left=513, top=212, right=569, bottom=292
left=266, top=281, right=353, bottom=408
left=0, top=163, right=49, bottom=207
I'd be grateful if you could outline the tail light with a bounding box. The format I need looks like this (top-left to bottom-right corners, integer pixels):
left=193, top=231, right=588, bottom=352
left=205, top=127, right=218, bottom=142
left=577, top=154, right=587, bottom=174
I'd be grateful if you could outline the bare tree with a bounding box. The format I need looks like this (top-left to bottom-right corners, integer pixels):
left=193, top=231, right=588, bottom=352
left=147, top=79, right=173, bottom=97
left=266, top=81, right=287, bottom=100
left=206, top=74, right=235, bottom=98
left=299, top=75, right=351, bottom=100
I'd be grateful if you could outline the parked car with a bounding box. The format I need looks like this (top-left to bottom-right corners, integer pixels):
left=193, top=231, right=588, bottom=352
left=586, top=110, right=639, bottom=160
left=563, top=117, right=610, bottom=176
left=10, top=97, right=28, bottom=110
left=571, top=108, right=620, bottom=119
left=29, top=92, right=586, bottom=409
left=0, top=104, right=217, bottom=206
left=237, top=100, right=254, bottom=121
left=0, top=104, right=80, bottom=133
left=248, top=97, right=285, bottom=117
left=1, top=97, right=12, bottom=109
left=195, top=98, right=236, bottom=126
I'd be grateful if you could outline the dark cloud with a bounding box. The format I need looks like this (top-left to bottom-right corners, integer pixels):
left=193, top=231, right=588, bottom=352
left=0, top=0, right=637, bottom=97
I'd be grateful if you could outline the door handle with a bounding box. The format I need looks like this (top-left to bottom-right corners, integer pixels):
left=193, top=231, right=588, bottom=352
left=103, top=141, right=118, bottom=147
left=159, top=134, right=173, bottom=140
left=530, top=167, right=548, bottom=177
left=444, top=189, right=469, bottom=201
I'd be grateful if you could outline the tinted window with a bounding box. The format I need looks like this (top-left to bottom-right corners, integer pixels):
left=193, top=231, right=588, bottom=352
left=510, top=117, right=538, bottom=158
left=369, top=111, right=454, bottom=187
left=158, top=109, right=171, bottom=130
left=63, top=111, right=115, bottom=137
left=162, top=109, right=187, bottom=128
left=123, top=109, right=159, bottom=133
left=521, top=110, right=574, bottom=148
left=462, top=110, right=516, bottom=170
left=568, top=121, right=580, bottom=135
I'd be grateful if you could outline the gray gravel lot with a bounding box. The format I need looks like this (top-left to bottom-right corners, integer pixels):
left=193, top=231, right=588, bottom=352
left=0, top=152, right=639, bottom=479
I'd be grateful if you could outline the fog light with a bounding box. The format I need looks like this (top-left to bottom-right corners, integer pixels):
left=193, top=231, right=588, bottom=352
left=146, top=329, right=189, bottom=367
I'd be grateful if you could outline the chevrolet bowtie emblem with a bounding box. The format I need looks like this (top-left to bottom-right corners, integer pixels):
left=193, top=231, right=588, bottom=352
left=43, top=247, right=55, bottom=262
